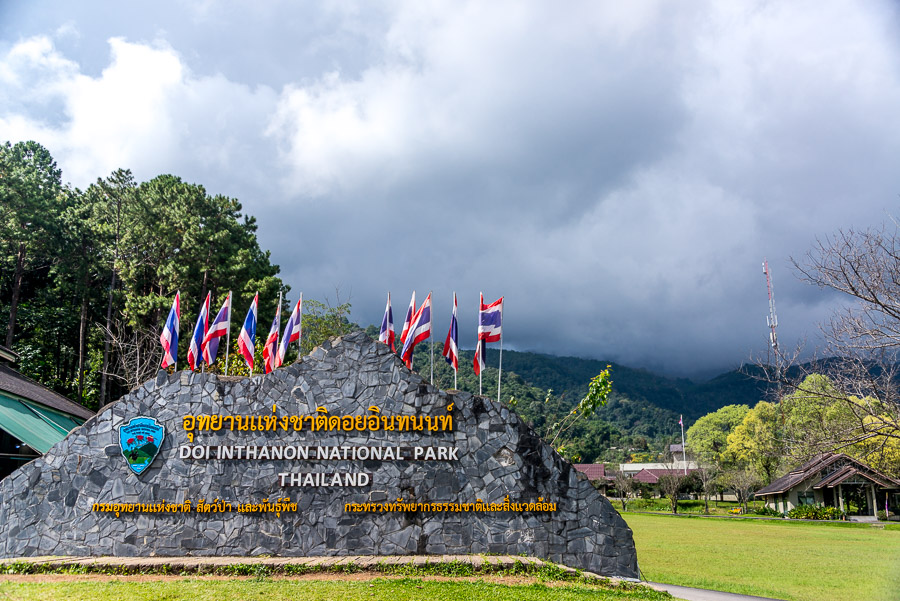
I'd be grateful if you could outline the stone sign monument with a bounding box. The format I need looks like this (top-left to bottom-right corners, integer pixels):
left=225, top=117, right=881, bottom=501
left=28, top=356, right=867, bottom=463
left=0, top=332, right=638, bottom=578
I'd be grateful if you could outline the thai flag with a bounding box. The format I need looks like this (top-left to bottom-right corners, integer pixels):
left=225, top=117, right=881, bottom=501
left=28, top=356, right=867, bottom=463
left=187, top=292, right=210, bottom=371
left=473, top=293, right=503, bottom=375
left=678, top=415, right=683, bottom=426
left=442, top=292, right=458, bottom=371
left=473, top=338, right=486, bottom=376
left=401, top=292, right=431, bottom=367
left=262, top=298, right=281, bottom=374
left=202, top=292, right=230, bottom=365
left=478, top=294, right=503, bottom=343
left=400, top=291, right=415, bottom=346
left=379, top=293, right=395, bottom=352
left=276, top=294, right=302, bottom=368
left=238, top=293, right=258, bottom=371
left=159, top=291, right=180, bottom=369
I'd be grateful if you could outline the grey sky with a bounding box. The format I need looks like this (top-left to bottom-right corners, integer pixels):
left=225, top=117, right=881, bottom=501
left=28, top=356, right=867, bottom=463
left=2, top=1, right=899, bottom=376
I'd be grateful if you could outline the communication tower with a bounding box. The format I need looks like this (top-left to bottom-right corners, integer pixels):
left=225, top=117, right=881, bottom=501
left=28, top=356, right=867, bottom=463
left=763, top=258, right=780, bottom=380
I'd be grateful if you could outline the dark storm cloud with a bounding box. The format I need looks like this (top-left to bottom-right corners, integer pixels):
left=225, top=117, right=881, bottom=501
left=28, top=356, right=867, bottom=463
left=2, top=1, right=900, bottom=375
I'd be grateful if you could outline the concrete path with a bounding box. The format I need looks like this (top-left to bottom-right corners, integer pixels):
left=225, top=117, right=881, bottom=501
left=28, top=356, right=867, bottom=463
left=646, top=582, right=786, bottom=601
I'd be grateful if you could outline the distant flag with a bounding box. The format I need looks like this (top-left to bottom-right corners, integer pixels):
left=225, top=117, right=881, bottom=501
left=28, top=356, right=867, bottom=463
left=400, top=291, right=416, bottom=347
left=679, top=414, right=687, bottom=475
left=678, top=415, right=683, bottom=426
left=187, top=292, right=210, bottom=371
left=473, top=293, right=503, bottom=375
left=401, top=292, right=432, bottom=369
left=159, top=291, right=180, bottom=369
left=202, top=292, right=231, bottom=366
left=262, top=293, right=282, bottom=374
left=276, top=294, right=303, bottom=368
left=238, top=293, right=259, bottom=372
left=442, top=292, right=459, bottom=388
left=474, top=294, right=503, bottom=399
left=379, top=293, right=395, bottom=352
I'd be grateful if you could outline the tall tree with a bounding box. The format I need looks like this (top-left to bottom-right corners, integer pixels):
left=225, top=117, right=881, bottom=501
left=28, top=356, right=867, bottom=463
left=0, top=141, right=63, bottom=347
left=686, top=404, right=750, bottom=469
left=725, top=401, right=783, bottom=483
left=86, top=169, right=137, bottom=406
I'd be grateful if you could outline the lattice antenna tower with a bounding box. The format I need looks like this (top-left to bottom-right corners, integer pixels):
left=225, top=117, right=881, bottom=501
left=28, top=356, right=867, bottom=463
left=763, top=258, right=780, bottom=381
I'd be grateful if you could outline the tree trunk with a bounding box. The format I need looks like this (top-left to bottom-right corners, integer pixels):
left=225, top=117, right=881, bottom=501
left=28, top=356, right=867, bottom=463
left=5, top=242, right=26, bottom=348
left=77, top=288, right=88, bottom=402
left=99, top=270, right=116, bottom=407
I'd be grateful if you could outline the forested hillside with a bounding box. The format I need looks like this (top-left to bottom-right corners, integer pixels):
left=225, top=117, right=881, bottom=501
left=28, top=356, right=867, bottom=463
left=386, top=337, right=773, bottom=463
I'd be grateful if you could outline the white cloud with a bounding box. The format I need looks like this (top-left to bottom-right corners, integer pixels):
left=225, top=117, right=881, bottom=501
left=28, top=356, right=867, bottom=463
left=0, top=34, right=277, bottom=191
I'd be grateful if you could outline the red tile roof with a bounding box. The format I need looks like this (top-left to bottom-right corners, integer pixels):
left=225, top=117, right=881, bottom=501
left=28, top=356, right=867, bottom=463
left=574, top=464, right=608, bottom=481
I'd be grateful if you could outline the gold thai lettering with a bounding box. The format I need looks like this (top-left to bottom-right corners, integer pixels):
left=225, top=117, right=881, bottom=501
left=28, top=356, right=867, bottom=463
left=179, top=411, right=453, bottom=435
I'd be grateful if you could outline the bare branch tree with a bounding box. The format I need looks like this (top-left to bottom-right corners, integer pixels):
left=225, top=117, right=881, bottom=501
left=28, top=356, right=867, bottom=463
left=693, top=460, right=718, bottom=514
left=791, top=225, right=900, bottom=440
left=101, top=319, right=161, bottom=393
left=613, top=470, right=634, bottom=512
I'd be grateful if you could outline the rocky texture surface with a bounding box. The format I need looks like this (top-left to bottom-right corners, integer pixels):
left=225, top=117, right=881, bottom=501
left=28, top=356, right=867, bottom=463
left=0, top=332, right=638, bottom=577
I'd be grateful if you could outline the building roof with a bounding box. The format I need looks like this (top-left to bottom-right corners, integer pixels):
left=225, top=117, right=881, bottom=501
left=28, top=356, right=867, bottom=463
left=0, top=363, right=94, bottom=420
left=632, top=468, right=695, bottom=484
left=574, top=464, right=609, bottom=481
left=756, top=453, right=900, bottom=496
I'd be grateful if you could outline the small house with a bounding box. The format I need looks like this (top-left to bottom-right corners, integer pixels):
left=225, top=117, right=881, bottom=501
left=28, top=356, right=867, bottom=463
left=755, top=453, right=900, bottom=519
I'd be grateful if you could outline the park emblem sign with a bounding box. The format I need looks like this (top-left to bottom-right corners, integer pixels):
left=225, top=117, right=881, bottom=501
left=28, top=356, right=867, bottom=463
left=118, top=417, right=165, bottom=475
left=0, top=332, right=638, bottom=578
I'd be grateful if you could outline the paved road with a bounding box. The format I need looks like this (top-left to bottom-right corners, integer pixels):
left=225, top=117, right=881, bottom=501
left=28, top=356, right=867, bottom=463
left=647, top=582, right=785, bottom=601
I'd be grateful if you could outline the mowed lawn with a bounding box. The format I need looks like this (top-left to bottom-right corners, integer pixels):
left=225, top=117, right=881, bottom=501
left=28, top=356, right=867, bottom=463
left=625, top=512, right=900, bottom=601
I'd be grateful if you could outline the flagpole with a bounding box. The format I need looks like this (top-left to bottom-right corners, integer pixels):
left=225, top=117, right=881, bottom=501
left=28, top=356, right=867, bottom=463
left=174, top=290, right=179, bottom=372
left=478, top=291, right=482, bottom=395
left=224, top=291, right=232, bottom=376
left=497, top=304, right=503, bottom=405
left=680, top=415, right=687, bottom=475
left=430, top=291, right=434, bottom=384
left=453, top=292, right=458, bottom=390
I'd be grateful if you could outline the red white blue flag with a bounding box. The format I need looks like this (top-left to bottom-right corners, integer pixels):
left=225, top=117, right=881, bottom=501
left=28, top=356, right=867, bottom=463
left=379, top=293, right=395, bottom=352
left=238, top=293, right=258, bottom=371
left=401, top=292, right=431, bottom=368
left=276, top=294, right=302, bottom=368
left=400, top=291, right=415, bottom=347
left=442, top=292, right=458, bottom=371
left=187, top=292, right=210, bottom=371
left=473, top=293, right=503, bottom=375
left=202, top=292, right=230, bottom=365
left=262, top=297, right=281, bottom=374
left=159, top=291, right=180, bottom=369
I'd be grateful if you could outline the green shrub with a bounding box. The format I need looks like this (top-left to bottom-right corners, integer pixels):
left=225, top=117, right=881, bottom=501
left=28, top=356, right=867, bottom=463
left=877, top=510, right=888, bottom=521
left=753, top=506, right=782, bottom=517
left=787, top=504, right=844, bottom=520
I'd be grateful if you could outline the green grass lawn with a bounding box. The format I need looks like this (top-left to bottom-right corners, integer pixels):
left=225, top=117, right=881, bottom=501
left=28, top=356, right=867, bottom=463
left=0, top=577, right=671, bottom=601
left=625, top=512, right=900, bottom=601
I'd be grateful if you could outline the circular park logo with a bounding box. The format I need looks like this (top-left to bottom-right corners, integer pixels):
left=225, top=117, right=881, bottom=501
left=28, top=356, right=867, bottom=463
left=118, top=416, right=165, bottom=475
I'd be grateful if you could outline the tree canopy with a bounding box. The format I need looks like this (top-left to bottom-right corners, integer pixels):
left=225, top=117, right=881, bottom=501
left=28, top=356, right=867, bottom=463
left=0, top=140, right=287, bottom=408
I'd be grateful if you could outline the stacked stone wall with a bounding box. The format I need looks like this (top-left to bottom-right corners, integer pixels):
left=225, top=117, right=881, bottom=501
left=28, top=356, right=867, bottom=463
left=0, top=332, right=638, bottom=577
